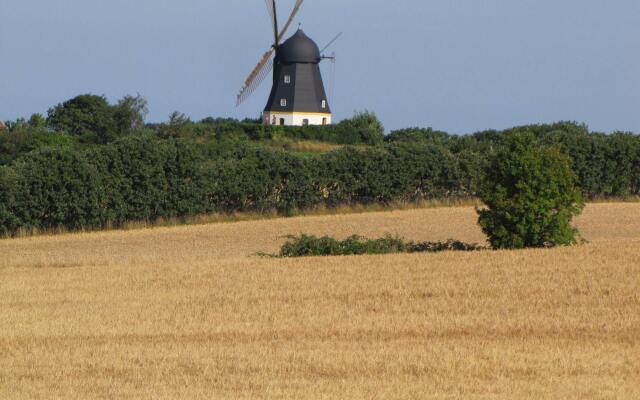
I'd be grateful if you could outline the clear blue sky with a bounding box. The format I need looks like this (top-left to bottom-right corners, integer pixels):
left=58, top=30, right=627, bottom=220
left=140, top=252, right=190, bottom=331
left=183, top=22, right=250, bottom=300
left=1, top=0, right=639, bottom=133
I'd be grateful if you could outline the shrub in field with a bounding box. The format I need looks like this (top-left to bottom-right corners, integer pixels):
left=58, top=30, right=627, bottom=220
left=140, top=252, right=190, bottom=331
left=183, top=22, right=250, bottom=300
left=477, top=132, right=585, bottom=249
left=278, top=234, right=482, bottom=257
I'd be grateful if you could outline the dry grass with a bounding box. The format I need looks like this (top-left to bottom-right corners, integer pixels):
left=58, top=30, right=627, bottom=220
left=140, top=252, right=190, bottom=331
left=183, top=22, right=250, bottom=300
left=263, top=137, right=345, bottom=154
left=1, top=203, right=639, bottom=399
left=7, top=198, right=481, bottom=239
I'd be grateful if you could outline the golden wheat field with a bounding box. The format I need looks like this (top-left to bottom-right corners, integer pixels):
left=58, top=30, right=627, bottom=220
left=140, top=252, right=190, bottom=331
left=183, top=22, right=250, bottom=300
left=1, top=203, right=639, bottom=399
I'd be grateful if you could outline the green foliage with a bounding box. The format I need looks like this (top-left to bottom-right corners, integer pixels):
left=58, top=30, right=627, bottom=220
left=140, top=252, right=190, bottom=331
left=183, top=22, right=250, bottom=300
left=477, top=132, right=586, bottom=249
left=335, top=110, right=385, bottom=145
left=161, top=111, right=385, bottom=146
left=385, top=127, right=450, bottom=144
left=11, top=149, right=107, bottom=231
left=0, top=134, right=210, bottom=235
left=0, top=95, right=638, bottom=237
left=157, top=112, right=194, bottom=139
left=0, top=123, right=77, bottom=165
left=47, top=95, right=116, bottom=143
left=46, top=94, right=147, bottom=144
left=28, top=113, right=47, bottom=129
left=314, top=143, right=465, bottom=206
left=278, top=234, right=482, bottom=257
left=0, top=166, right=19, bottom=236
left=203, top=146, right=319, bottom=214
left=114, top=95, right=148, bottom=134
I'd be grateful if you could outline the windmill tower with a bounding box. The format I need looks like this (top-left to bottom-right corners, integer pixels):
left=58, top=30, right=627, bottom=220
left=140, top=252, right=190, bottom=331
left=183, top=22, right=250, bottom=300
left=236, top=0, right=338, bottom=126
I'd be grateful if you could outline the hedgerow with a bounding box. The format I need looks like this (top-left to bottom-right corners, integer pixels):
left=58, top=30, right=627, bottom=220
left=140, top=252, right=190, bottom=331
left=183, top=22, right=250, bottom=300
left=277, top=234, right=483, bottom=257
left=1, top=100, right=639, bottom=237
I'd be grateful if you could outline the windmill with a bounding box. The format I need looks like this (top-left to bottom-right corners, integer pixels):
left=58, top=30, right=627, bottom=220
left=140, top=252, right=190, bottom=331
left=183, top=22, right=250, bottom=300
left=236, top=0, right=339, bottom=126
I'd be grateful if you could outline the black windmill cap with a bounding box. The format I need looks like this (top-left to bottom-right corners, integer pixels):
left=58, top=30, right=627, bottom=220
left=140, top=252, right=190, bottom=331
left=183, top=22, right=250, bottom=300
left=278, top=29, right=321, bottom=63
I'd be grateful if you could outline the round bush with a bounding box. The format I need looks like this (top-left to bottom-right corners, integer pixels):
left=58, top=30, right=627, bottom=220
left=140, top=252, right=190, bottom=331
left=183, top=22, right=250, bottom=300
left=477, top=132, right=585, bottom=249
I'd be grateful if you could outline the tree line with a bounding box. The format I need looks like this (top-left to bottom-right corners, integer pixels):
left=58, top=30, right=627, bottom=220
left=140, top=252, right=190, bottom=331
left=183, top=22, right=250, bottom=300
left=0, top=94, right=638, bottom=236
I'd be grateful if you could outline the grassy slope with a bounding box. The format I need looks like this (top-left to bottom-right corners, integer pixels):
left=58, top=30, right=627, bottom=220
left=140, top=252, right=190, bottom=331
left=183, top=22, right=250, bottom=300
left=1, top=203, right=639, bottom=399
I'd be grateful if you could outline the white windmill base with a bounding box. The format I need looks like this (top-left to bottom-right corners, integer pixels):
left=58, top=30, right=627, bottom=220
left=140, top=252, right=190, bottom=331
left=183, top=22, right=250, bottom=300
left=263, top=112, right=332, bottom=126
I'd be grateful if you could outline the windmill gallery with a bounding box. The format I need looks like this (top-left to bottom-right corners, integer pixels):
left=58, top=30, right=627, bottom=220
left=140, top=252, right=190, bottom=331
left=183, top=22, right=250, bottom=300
left=236, top=0, right=340, bottom=126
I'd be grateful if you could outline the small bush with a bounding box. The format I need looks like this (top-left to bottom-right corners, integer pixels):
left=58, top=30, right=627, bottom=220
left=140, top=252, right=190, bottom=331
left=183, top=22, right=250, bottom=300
left=278, top=234, right=482, bottom=257
left=477, top=132, right=585, bottom=249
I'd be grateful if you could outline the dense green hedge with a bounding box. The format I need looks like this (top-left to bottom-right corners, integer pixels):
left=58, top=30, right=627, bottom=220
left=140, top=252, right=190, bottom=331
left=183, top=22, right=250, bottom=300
left=0, top=121, right=638, bottom=236
left=0, top=136, right=211, bottom=235
left=0, top=135, right=469, bottom=235
left=156, top=111, right=385, bottom=145
left=386, top=122, right=640, bottom=198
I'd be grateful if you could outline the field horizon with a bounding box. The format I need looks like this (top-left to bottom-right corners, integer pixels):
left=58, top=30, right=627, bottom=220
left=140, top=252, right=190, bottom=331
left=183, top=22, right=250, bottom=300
left=2, top=203, right=639, bottom=398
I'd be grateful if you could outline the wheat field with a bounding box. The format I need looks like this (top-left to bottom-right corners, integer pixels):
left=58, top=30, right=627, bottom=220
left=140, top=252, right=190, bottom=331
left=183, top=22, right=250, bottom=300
left=1, top=203, right=639, bottom=399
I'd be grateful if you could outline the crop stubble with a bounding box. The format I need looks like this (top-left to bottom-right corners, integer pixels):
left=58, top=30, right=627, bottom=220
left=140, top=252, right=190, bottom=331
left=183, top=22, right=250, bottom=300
left=1, top=203, right=639, bottom=399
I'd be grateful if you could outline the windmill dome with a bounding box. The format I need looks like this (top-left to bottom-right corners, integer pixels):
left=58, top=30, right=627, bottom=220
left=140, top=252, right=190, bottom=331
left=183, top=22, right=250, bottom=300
left=278, top=29, right=321, bottom=64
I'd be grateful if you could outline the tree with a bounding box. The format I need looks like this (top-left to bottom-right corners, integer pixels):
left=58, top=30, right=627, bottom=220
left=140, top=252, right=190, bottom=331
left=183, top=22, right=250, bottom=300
left=157, top=112, right=193, bottom=139
left=477, top=132, right=585, bottom=249
left=114, top=94, right=148, bottom=133
left=28, top=113, right=47, bottom=129
left=336, top=110, right=385, bottom=145
left=46, top=94, right=148, bottom=144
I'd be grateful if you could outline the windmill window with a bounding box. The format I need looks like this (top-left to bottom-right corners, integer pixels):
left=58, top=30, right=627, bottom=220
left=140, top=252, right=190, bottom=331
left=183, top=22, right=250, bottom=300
left=279, top=118, right=285, bottom=126
left=280, top=99, right=287, bottom=107
left=303, top=119, right=309, bottom=126
left=284, top=75, right=291, bottom=84
left=321, top=100, right=327, bottom=109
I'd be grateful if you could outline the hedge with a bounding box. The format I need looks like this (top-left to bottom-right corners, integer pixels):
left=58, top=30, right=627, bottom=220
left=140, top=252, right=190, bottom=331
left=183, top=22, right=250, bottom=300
left=0, top=122, right=638, bottom=236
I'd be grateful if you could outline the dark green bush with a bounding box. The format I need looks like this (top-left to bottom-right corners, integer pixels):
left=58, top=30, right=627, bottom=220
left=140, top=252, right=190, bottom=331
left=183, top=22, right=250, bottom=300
left=0, top=128, right=77, bottom=166
left=0, top=166, right=19, bottom=236
left=0, top=134, right=212, bottom=235
left=204, top=146, right=319, bottom=214
left=385, top=127, right=450, bottom=144
left=11, top=148, right=108, bottom=231
left=477, top=132, right=586, bottom=249
left=278, top=234, right=482, bottom=257
left=334, top=111, right=385, bottom=145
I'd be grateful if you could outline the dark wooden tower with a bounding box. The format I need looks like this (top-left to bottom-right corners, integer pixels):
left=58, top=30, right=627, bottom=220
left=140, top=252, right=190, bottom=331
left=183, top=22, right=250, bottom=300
left=263, top=29, right=331, bottom=126
left=236, top=0, right=337, bottom=126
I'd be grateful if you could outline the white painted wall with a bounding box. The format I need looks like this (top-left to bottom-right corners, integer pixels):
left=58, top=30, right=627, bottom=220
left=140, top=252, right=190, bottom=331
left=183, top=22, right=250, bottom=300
left=263, top=112, right=332, bottom=126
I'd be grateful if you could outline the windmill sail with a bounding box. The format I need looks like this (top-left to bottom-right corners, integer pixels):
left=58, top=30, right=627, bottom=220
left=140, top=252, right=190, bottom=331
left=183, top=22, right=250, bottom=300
left=236, top=0, right=305, bottom=106
left=263, top=0, right=275, bottom=25
left=236, top=48, right=275, bottom=106
left=320, top=32, right=343, bottom=54
left=278, top=0, right=304, bottom=42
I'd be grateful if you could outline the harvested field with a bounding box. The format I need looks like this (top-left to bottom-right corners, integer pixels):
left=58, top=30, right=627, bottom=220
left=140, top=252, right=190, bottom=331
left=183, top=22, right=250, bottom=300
left=1, top=203, right=639, bottom=399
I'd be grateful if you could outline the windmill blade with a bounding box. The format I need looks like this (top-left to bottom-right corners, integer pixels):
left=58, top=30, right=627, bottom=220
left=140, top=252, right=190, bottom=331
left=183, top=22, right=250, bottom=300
left=236, top=48, right=275, bottom=106
left=237, top=0, right=305, bottom=106
left=278, top=0, right=304, bottom=41
left=264, top=0, right=275, bottom=23
left=320, top=32, right=343, bottom=54
left=264, top=0, right=277, bottom=37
